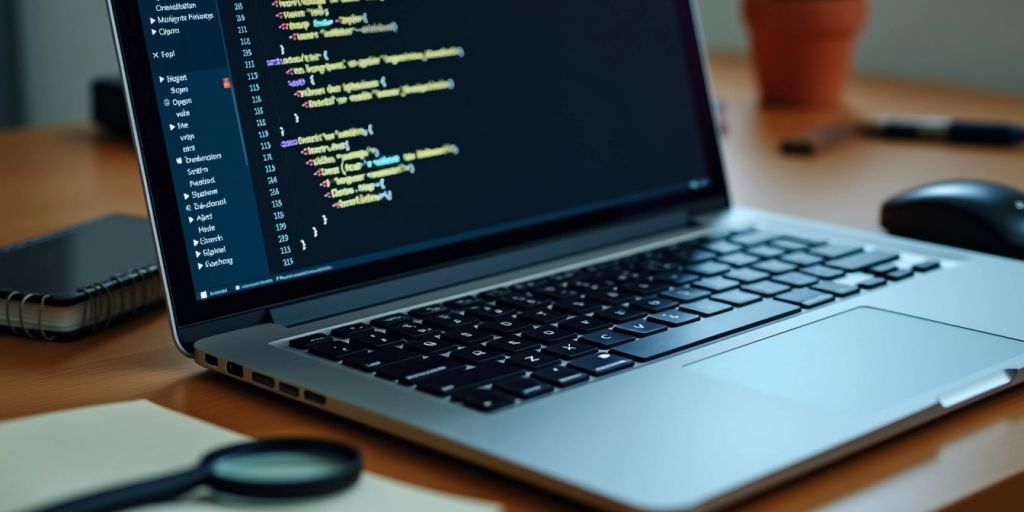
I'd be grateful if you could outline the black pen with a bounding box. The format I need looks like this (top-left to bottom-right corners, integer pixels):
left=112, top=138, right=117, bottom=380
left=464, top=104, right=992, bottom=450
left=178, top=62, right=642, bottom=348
left=869, top=115, right=1024, bottom=145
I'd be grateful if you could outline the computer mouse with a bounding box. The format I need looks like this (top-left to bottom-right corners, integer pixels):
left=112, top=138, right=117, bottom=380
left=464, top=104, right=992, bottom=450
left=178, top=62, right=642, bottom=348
left=882, top=179, right=1024, bottom=259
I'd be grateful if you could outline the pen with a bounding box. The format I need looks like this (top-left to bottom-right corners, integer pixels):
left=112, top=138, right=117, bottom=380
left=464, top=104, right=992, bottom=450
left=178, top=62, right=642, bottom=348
left=870, top=115, right=1024, bottom=145
left=781, top=116, right=1024, bottom=154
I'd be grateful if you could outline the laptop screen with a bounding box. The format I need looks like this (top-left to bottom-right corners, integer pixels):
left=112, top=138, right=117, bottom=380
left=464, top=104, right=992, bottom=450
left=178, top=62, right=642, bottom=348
left=119, top=0, right=723, bottom=323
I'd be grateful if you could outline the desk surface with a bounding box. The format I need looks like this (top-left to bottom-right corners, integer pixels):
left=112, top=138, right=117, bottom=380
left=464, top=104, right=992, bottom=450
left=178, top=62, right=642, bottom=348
left=3, top=53, right=1024, bottom=511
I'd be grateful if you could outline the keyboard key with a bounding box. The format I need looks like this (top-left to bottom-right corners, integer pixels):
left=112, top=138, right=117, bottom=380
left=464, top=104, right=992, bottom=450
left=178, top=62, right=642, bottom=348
left=518, top=306, right=569, bottom=324
left=687, top=261, right=732, bottom=276
left=404, top=337, right=459, bottom=354
left=660, top=287, right=711, bottom=303
left=343, top=347, right=418, bottom=372
left=289, top=333, right=332, bottom=350
left=453, top=388, right=515, bottom=412
left=730, top=231, right=778, bottom=246
left=742, top=280, right=791, bottom=297
left=778, top=235, right=826, bottom=247
left=307, top=340, right=366, bottom=361
left=560, top=316, right=613, bottom=333
left=693, top=276, right=741, bottom=292
left=612, top=300, right=800, bottom=362
left=779, top=252, right=823, bottom=267
left=588, top=289, right=636, bottom=305
left=869, top=263, right=898, bottom=275
left=416, top=362, right=523, bottom=396
left=441, top=327, right=492, bottom=344
left=711, top=290, right=762, bottom=307
left=421, top=312, right=477, bottom=329
left=488, top=336, right=541, bottom=354
left=480, top=288, right=515, bottom=301
left=673, top=248, right=717, bottom=264
left=569, top=353, right=635, bottom=376
left=769, top=239, right=808, bottom=251
left=494, top=376, right=553, bottom=399
left=653, top=272, right=699, bottom=286
left=579, top=330, right=636, bottom=348
left=543, top=340, right=598, bottom=359
left=702, top=240, right=743, bottom=254
left=466, top=304, right=516, bottom=320
left=724, top=268, right=770, bottom=284
left=375, top=356, right=457, bottom=385
left=619, top=281, right=669, bottom=296
left=451, top=345, right=504, bottom=364
left=679, top=299, right=732, bottom=316
left=444, top=296, right=482, bottom=309
left=349, top=330, right=403, bottom=348
left=914, top=260, right=940, bottom=272
left=497, top=294, right=549, bottom=310
left=810, top=244, right=860, bottom=259
left=717, top=252, right=760, bottom=267
left=648, top=310, right=700, bottom=327
left=329, top=324, right=372, bottom=338
left=596, top=306, right=646, bottom=323
left=633, top=297, right=680, bottom=313
left=388, top=322, right=438, bottom=339
left=530, top=284, right=579, bottom=301
left=555, top=298, right=603, bottom=315
left=802, top=265, right=845, bottom=280
left=746, top=245, right=785, bottom=259
left=480, top=318, right=532, bottom=334
left=887, top=268, right=914, bottom=281
left=409, top=305, right=448, bottom=319
left=524, top=326, right=576, bottom=344
left=371, top=314, right=414, bottom=328
left=811, top=281, right=859, bottom=297
left=772, top=271, right=818, bottom=288
left=776, top=288, right=834, bottom=308
left=752, top=259, right=798, bottom=275
left=826, top=251, right=899, bottom=272
left=859, top=277, right=886, bottom=289
left=532, top=365, right=588, bottom=387
left=507, top=351, right=560, bottom=370
left=615, top=320, right=668, bottom=337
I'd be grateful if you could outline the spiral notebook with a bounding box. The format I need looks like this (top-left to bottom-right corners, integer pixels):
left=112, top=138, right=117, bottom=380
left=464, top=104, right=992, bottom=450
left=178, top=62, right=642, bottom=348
left=0, top=214, right=163, bottom=340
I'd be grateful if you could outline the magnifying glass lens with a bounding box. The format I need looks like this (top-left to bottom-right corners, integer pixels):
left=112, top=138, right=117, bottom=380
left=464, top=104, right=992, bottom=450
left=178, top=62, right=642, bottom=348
left=212, top=451, right=348, bottom=485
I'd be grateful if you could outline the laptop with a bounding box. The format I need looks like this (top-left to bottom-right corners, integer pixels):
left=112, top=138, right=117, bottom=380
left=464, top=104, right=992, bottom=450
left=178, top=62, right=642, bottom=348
left=107, top=1, right=1024, bottom=510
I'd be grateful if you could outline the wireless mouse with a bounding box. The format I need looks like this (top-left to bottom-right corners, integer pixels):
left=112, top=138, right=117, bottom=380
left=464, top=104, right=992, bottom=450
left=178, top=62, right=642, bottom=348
left=882, top=179, right=1024, bottom=259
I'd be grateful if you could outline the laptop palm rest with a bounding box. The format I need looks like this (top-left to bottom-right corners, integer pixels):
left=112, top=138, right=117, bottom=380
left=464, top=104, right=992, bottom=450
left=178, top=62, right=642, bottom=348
left=687, top=307, right=1024, bottom=416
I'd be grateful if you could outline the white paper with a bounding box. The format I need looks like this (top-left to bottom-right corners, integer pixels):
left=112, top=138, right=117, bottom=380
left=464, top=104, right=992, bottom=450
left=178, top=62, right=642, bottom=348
left=0, top=401, right=502, bottom=512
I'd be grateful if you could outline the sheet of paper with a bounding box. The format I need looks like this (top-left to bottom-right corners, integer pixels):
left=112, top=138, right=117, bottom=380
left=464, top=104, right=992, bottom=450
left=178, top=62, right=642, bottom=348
left=0, top=401, right=502, bottom=512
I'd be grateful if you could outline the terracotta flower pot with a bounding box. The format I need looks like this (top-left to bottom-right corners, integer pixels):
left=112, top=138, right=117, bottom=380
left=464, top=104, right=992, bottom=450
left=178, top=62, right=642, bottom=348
left=744, top=0, right=869, bottom=107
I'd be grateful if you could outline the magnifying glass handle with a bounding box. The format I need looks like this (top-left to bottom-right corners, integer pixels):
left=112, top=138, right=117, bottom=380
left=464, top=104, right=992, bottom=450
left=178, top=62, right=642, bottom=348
left=38, top=467, right=209, bottom=512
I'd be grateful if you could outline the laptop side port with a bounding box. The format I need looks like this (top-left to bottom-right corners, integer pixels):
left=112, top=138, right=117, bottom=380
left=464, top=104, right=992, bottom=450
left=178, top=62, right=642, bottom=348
left=226, top=361, right=244, bottom=377
left=279, top=382, right=300, bottom=397
left=204, top=353, right=219, bottom=367
left=304, top=390, right=326, bottom=405
left=252, top=372, right=275, bottom=388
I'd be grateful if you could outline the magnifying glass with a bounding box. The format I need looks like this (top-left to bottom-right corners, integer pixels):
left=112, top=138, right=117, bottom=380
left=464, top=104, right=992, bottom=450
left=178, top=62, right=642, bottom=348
left=40, top=439, right=362, bottom=512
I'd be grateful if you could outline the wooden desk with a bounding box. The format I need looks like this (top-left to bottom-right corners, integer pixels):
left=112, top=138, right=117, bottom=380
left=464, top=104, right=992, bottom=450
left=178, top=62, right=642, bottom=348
left=2, top=54, right=1023, bottom=511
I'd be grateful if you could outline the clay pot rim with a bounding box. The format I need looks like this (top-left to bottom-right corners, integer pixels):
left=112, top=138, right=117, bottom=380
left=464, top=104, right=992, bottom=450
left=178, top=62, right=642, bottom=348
left=745, top=0, right=869, bottom=35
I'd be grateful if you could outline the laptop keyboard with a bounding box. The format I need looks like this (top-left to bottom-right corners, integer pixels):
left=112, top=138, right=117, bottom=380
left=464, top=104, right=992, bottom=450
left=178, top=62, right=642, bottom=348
left=286, top=229, right=942, bottom=412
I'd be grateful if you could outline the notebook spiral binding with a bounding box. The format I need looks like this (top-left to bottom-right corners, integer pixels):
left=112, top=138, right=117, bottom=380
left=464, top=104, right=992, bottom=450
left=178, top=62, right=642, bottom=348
left=1, top=264, right=161, bottom=341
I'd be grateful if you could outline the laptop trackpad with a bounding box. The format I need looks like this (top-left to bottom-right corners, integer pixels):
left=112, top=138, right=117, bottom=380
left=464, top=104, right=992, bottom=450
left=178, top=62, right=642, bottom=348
left=688, top=307, right=1024, bottom=416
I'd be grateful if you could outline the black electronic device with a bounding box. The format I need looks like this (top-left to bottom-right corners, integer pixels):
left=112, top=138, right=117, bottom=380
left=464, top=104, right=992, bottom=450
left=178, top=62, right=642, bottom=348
left=882, top=179, right=1024, bottom=259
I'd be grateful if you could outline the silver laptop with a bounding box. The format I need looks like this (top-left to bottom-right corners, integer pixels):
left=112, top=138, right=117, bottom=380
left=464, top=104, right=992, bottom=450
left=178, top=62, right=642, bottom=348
left=108, top=1, right=1024, bottom=509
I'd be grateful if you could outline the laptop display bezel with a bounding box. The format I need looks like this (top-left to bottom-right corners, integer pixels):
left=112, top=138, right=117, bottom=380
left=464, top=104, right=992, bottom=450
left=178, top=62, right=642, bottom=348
left=108, top=0, right=729, bottom=333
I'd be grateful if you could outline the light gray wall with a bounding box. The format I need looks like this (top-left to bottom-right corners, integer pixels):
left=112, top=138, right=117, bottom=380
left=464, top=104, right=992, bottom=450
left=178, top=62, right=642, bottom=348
left=8, top=0, right=1024, bottom=126
left=15, top=0, right=119, bottom=126
left=697, top=0, right=1024, bottom=94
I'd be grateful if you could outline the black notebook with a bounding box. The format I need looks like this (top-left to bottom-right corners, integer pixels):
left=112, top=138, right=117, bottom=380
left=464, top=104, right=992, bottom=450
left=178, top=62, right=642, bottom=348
left=0, top=215, right=163, bottom=340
